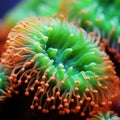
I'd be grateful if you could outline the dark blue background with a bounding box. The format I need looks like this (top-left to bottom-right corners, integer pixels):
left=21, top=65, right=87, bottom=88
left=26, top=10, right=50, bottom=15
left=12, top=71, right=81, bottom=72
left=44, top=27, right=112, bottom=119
left=0, top=0, right=22, bottom=19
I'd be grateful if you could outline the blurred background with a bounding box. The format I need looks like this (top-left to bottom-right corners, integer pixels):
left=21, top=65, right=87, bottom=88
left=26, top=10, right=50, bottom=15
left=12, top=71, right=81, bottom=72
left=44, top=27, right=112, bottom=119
left=0, top=0, right=22, bottom=19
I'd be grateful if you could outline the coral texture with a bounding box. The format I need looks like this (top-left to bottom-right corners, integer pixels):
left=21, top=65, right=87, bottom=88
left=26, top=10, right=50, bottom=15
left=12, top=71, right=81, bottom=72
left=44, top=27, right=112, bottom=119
left=0, top=64, right=9, bottom=100
left=1, top=17, right=119, bottom=117
left=60, top=0, right=120, bottom=63
left=87, top=111, right=120, bottom=120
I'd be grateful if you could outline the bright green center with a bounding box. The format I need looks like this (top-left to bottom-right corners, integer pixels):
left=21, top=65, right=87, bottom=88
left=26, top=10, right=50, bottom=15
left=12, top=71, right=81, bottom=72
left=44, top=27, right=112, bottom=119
left=24, top=19, right=106, bottom=93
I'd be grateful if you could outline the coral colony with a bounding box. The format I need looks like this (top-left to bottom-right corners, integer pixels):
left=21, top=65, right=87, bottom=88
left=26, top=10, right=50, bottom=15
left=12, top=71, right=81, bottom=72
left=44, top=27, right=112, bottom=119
left=86, top=111, right=120, bottom=120
left=0, top=64, right=9, bottom=100
left=0, top=0, right=120, bottom=120
left=60, top=0, right=120, bottom=64
left=61, top=0, right=120, bottom=50
left=1, top=17, right=119, bottom=116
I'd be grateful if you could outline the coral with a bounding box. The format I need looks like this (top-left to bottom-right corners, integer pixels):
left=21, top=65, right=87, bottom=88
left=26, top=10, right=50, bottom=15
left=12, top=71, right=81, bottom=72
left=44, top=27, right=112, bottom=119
left=60, top=0, right=120, bottom=63
left=106, top=48, right=120, bottom=78
left=111, top=95, right=120, bottom=116
left=1, top=17, right=119, bottom=117
left=0, top=62, right=19, bottom=101
left=87, top=111, right=120, bottom=120
left=0, top=64, right=9, bottom=100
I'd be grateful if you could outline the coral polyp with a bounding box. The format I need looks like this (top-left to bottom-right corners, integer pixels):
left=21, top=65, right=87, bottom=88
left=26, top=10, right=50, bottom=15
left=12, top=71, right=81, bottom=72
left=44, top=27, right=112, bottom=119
left=111, top=94, right=120, bottom=116
left=1, top=17, right=119, bottom=116
left=0, top=64, right=9, bottom=100
left=60, top=0, right=120, bottom=63
left=87, top=111, right=120, bottom=120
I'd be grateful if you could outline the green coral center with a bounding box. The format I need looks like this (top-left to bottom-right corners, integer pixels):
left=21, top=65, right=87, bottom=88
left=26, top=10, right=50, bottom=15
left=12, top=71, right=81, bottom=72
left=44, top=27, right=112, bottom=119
left=25, top=19, right=106, bottom=92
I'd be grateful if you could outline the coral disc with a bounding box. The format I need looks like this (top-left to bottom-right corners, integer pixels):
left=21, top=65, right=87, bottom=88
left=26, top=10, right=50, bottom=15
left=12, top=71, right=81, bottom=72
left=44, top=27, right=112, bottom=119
left=1, top=17, right=119, bottom=116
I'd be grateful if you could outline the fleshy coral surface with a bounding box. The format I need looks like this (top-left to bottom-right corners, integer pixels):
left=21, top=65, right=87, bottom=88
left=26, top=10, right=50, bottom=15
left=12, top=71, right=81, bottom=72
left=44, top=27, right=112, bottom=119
left=1, top=17, right=119, bottom=117
left=60, top=0, right=120, bottom=53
